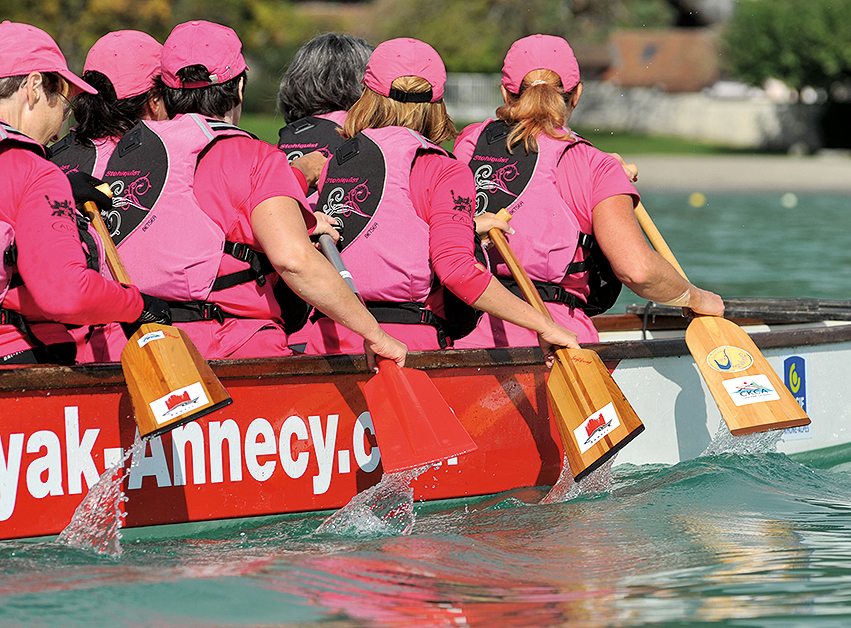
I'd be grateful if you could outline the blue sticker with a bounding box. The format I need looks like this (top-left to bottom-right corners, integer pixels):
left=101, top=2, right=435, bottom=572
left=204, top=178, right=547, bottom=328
left=784, top=356, right=806, bottom=412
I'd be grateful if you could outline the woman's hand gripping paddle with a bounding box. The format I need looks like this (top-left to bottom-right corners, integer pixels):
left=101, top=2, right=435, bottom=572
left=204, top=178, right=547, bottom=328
left=634, top=202, right=810, bottom=435
left=488, top=209, right=644, bottom=481
left=82, top=189, right=232, bottom=439
left=317, top=234, right=477, bottom=473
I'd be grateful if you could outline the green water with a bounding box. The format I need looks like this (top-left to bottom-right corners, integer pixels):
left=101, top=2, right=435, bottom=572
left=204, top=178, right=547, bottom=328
left=3, top=451, right=851, bottom=627
left=3, top=191, right=851, bottom=627
left=615, top=191, right=851, bottom=311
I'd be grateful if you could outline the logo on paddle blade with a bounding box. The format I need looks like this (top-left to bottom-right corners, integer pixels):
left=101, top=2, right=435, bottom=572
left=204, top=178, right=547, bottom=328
left=721, top=374, right=781, bottom=406
left=574, top=402, right=620, bottom=454
left=150, top=381, right=210, bottom=425
left=137, top=330, right=165, bottom=348
left=706, top=345, right=753, bottom=373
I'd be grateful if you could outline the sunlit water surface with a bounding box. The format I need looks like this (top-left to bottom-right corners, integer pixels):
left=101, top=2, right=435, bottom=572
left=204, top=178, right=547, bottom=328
left=3, top=191, right=851, bottom=627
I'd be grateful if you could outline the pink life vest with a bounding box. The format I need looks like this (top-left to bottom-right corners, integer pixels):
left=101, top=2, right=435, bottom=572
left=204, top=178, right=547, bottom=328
left=0, top=123, right=44, bottom=304
left=316, top=126, right=442, bottom=304
left=99, top=114, right=252, bottom=301
left=48, top=129, right=118, bottom=178
left=467, top=120, right=587, bottom=289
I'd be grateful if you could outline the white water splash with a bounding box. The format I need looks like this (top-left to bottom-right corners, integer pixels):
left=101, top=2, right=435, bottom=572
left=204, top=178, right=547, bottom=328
left=56, top=439, right=144, bottom=557
left=539, top=454, right=616, bottom=504
left=315, top=466, right=430, bottom=536
left=700, top=420, right=784, bottom=457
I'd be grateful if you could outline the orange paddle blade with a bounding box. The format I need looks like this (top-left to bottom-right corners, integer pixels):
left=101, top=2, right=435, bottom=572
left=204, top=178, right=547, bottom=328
left=549, top=347, right=645, bottom=481
left=122, top=323, right=232, bottom=439
left=363, top=360, right=477, bottom=473
left=685, top=316, right=809, bottom=435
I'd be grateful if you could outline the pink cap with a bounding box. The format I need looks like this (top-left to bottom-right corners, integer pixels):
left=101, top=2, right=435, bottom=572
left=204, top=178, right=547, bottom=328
left=160, top=21, right=247, bottom=89
left=84, top=31, right=162, bottom=99
left=0, top=21, right=96, bottom=95
left=363, top=38, right=445, bottom=102
left=502, top=34, right=580, bottom=94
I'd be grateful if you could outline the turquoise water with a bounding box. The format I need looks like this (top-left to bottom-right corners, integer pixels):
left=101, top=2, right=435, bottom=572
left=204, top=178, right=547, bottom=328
left=3, top=191, right=851, bottom=627
left=3, top=449, right=851, bottom=627
left=615, top=191, right=851, bottom=310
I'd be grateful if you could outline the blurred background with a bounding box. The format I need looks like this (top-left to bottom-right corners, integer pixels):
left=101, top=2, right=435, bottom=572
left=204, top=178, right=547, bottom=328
left=9, top=0, right=851, bottom=154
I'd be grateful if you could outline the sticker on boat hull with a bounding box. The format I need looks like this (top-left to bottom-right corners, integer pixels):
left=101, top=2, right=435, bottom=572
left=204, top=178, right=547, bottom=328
left=707, top=346, right=753, bottom=373
left=721, top=374, right=781, bottom=406
left=150, top=381, right=209, bottom=425
left=574, top=402, right=620, bottom=454
left=783, top=355, right=811, bottom=440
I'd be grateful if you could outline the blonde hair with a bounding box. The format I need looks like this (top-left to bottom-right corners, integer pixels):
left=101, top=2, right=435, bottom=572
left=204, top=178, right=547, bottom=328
left=496, top=69, right=577, bottom=153
left=343, top=75, right=458, bottom=145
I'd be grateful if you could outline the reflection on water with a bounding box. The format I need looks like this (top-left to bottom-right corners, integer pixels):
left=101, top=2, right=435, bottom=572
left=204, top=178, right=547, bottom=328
left=3, top=451, right=851, bottom=627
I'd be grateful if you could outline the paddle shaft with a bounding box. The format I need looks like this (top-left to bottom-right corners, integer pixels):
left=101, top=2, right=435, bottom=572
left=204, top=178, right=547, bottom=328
left=634, top=203, right=688, bottom=279
left=490, top=209, right=553, bottom=320
left=317, top=233, right=363, bottom=303
left=82, top=199, right=133, bottom=284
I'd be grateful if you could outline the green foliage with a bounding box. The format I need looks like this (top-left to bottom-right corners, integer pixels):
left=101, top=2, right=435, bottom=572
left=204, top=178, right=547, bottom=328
left=724, top=0, right=851, bottom=90
left=372, top=0, right=675, bottom=72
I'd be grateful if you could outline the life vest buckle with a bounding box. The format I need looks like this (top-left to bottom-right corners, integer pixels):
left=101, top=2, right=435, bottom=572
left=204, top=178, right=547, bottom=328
left=201, top=302, right=226, bottom=324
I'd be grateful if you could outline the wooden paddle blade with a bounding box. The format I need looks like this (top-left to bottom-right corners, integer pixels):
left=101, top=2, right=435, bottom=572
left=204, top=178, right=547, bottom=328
left=121, top=323, right=232, bottom=439
left=685, top=316, right=810, bottom=435
left=363, top=361, right=477, bottom=473
left=548, top=347, right=645, bottom=481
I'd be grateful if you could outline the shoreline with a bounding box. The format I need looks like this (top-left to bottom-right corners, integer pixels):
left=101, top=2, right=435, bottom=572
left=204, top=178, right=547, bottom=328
left=630, top=153, right=851, bottom=193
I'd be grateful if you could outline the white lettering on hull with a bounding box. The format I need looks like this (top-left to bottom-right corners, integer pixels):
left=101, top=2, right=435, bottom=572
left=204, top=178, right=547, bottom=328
left=0, top=407, right=383, bottom=521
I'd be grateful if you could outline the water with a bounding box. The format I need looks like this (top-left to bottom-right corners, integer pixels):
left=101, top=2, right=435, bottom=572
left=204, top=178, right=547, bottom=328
left=614, top=191, right=851, bottom=310
left=3, top=190, right=851, bottom=627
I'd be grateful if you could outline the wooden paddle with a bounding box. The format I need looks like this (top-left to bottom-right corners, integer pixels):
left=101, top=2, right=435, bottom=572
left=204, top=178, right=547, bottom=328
left=488, top=209, right=644, bottom=480
left=317, top=234, right=477, bottom=473
left=634, top=202, right=810, bottom=435
left=82, top=191, right=232, bottom=439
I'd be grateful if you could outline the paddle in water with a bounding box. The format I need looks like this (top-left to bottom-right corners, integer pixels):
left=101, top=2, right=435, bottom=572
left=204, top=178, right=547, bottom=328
left=82, top=190, right=232, bottom=439
left=634, top=202, right=810, bottom=435
left=488, top=209, right=645, bottom=481
left=317, top=234, right=477, bottom=473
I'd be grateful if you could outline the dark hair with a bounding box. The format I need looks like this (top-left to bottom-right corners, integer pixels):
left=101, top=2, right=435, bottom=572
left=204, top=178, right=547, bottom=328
left=277, top=33, right=373, bottom=123
left=0, top=72, right=66, bottom=101
left=72, top=71, right=156, bottom=143
left=158, top=65, right=247, bottom=119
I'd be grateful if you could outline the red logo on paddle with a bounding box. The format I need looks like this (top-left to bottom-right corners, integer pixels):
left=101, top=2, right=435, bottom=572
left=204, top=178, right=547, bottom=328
left=585, top=413, right=606, bottom=438
left=165, top=391, right=191, bottom=410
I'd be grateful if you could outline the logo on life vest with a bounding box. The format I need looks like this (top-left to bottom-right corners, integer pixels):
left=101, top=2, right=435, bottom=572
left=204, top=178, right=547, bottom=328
left=149, top=381, right=210, bottom=425
left=721, top=374, right=781, bottom=406
left=706, top=346, right=753, bottom=373
left=574, top=402, right=620, bottom=454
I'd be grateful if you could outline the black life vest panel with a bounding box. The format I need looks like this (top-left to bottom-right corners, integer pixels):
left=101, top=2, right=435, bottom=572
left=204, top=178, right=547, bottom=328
left=276, top=116, right=346, bottom=162
left=48, top=129, right=99, bottom=176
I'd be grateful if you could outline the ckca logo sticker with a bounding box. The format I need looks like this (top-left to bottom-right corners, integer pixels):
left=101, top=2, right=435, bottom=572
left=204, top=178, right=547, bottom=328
left=722, top=374, right=781, bottom=406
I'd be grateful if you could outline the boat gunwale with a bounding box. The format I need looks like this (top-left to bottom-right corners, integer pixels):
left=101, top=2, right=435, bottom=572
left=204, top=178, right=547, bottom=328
left=2, top=320, right=850, bottom=392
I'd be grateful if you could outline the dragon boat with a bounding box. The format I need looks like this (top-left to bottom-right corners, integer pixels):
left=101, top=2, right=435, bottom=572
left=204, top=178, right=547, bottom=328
left=1, top=297, right=849, bottom=541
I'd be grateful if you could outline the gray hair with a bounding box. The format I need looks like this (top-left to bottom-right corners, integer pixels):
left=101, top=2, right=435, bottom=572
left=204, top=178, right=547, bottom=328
left=277, top=33, right=373, bottom=123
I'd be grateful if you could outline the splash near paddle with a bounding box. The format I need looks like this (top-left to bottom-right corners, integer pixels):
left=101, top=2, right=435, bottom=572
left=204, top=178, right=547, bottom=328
left=634, top=202, right=810, bottom=435
left=82, top=191, right=231, bottom=439
left=317, top=234, right=477, bottom=473
left=489, top=210, right=644, bottom=481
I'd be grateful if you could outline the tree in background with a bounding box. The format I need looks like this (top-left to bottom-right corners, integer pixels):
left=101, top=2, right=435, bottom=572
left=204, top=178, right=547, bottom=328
left=723, top=0, right=851, bottom=92
left=371, top=0, right=675, bottom=73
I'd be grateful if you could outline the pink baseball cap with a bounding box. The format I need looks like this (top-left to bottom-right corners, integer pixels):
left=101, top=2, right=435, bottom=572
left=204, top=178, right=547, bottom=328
left=0, top=21, right=96, bottom=95
left=363, top=38, right=445, bottom=103
left=84, top=31, right=162, bottom=99
left=502, top=34, right=580, bottom=94
left=160, top=20, right=248, bottom=89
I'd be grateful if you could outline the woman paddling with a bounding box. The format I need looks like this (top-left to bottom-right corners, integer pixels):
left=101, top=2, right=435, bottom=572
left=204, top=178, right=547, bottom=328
left=305, top=37, right=578, bottom=360
left=95, top=20, right=406, bottom=367
left=454, top=34, right=724, bottom=348
left=0, top=21, right=171, bottom=365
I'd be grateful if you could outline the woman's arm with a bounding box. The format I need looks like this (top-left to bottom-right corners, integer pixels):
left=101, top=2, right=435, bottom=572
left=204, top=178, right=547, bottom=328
left=593, top=194, right=724, bottom=316
left=251, top=196, right=407, bottom=369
